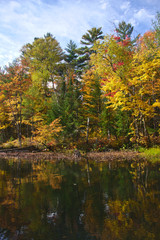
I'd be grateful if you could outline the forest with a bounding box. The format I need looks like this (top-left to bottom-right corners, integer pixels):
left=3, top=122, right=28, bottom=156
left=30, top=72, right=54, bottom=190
left=0, top=12, right=160, bottom=152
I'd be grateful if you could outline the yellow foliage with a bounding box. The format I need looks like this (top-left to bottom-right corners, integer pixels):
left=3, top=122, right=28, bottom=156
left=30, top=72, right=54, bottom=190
left=153, top=101, right=160, bottom=108
left=33, top=118, right=63, bottom=147
left=91, top=31, right=160, bottom=138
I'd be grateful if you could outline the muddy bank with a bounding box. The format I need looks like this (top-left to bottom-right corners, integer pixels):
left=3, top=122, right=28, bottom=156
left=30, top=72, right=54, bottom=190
left=87, top=151, right=143, bottom=161
left=0, top=147, right=71, bottom=160
left=0, top=148, right=143, bottom=161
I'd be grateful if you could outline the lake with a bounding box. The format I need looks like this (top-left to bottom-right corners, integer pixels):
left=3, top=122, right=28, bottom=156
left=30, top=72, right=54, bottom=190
left=0, top=157, right=160, bottom=240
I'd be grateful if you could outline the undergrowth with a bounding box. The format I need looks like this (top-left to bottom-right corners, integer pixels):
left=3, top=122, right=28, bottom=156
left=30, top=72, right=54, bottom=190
left=138, top=146, right=160, bottom=162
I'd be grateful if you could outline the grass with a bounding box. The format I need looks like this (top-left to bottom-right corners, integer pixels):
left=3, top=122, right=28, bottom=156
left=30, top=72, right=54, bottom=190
left=138, top=146, right=160, bottom=162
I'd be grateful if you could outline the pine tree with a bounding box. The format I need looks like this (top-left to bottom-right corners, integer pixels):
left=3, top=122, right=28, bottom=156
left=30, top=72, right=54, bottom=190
left=115, top=21, right=139, bottom=45
left=65, top=40, right=78, bottom=69
left=115, top=21, right=133, bottom=40
left=77, top=27, right=104, bottom=72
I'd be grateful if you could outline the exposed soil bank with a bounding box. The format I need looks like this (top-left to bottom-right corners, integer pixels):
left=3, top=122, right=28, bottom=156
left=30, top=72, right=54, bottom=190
left=0, top=148, right=143, bottom=161
left=86, top=151, right=142, bottom=161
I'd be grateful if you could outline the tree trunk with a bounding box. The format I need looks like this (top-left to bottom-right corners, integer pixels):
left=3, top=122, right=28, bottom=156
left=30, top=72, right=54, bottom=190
left=143, top=117, right=151, bottom=146
left=86, top=117, right=90, bottom=144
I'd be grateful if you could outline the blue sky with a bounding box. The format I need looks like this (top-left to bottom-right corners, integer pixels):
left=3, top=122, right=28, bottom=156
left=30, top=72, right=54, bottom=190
left=0, top=0, right=159, bottom=67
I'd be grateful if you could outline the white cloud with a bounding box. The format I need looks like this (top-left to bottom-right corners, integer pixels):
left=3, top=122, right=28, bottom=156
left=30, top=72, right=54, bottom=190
left=99, top=0, right=109, bottom=10
left=128, top=8, right=155, bottom=33
left=134, top=8, right=154, bottom=22
left=0, top=0, right=159, bottom=66
left=120, top=1, right=130, bottom=11
left=0, top=33, right=12, bottom=44
left=0, top=0, right=107, bottom=56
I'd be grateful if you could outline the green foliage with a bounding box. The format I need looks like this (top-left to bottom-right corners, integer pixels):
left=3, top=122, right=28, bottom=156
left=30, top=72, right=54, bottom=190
left=115, top=21, right=134, bottom=40
left=65, top=40, right=78, bottom=68
left=139, top=146, right=160, bottom=162
left=1, top=15, right=160, bottom=151
left=80, top=27, right=104, bottom=45
left=115, top=20, right=139, bottom=45
left=76, top=27, right=104, bottom=72
left=47, top=73, right=82, bottom=144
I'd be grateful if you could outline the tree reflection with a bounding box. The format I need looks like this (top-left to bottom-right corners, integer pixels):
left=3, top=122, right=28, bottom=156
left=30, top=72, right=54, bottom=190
left=0, top=158, right=159, bottom=239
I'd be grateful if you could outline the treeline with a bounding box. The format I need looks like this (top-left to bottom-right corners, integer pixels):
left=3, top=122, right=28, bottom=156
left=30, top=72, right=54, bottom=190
left=0, top=13, right=160, bottom=151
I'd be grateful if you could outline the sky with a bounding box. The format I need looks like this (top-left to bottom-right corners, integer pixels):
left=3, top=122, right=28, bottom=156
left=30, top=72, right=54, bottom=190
left=0, top=0, right=159, bottom=67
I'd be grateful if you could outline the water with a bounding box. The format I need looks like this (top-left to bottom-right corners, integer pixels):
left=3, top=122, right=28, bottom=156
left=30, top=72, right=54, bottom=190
left=0, top=157, right=160, bottom=240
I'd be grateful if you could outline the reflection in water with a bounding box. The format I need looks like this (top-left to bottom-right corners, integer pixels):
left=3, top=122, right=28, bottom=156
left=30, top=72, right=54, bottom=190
left=0, top=158, right=160, bottom=239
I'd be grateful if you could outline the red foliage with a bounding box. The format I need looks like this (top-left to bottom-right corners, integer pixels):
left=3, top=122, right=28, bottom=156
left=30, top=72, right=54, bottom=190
left=102, top=78, right=109, bottom=82
left=117, top=62, right=124, bottom=66
left=113, top=36, right=121, bottom=41
left=105, top=91, right=117, bottom=97
left=122, top=40, right=130, bottom=46
left=113, top=63, right=117, bottom=71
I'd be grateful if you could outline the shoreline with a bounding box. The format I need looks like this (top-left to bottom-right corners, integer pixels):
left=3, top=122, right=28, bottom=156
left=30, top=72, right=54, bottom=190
left=0, top=149, right=143, bottom=161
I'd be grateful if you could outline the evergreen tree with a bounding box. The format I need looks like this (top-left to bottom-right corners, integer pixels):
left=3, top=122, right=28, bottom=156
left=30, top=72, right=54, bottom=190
left=115, top=21, right=139, bottom=45
left=50, top=75, right=82, bottom=143
left=77, top=27, right=104, bottom=72
left=65, top=40, right=78, bottom=69
left=115, top=21, right=133, bottom=40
